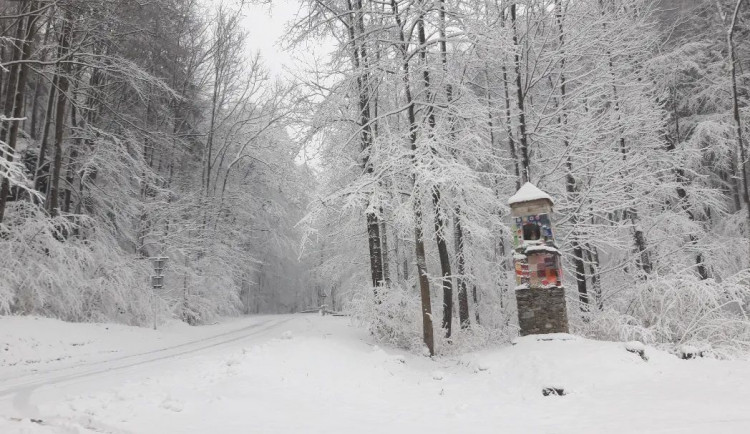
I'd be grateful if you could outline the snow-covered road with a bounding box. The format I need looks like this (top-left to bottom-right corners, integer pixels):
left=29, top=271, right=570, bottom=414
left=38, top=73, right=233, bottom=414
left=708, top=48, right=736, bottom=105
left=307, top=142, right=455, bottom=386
left=2, top=314, right=750, bottom=433
left=0, top=315, right=294, bottom=432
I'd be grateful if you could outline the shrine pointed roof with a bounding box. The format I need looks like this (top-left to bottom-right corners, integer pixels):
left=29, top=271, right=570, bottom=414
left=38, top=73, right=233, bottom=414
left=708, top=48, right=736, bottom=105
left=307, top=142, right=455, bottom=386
left=508, top=182, right=554, bottom=206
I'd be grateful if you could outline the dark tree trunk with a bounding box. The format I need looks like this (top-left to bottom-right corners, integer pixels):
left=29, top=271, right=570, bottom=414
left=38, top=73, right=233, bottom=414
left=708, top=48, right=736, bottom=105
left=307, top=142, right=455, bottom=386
left=599, top=0, right=652, bottom=276
left=34, top=72, right=57, bottom=193
left=472, top=283, right=480, bottom=325
left=28, top=12, right=51, bottom=140
left=64, top=80, right=83, bottom=215
left=380, top=218, right=391, bottom=285
left=367, top=213, right=384, bottom=287
left=28, top=10, right=54, bottom=141
left=728, top=0, right=750, bottom=267
left=555, top=0, right=589, bottom=307
left=438, top=0, right=469, bottom=329
left=0, top=43, right=5, bottom=108
left=432, top=188, right=454, bottom=336
left=0, top=1, right=27, bottom=144
left=0, top=1, right=39, bottom=222
left=391, top=0, right=433, bottom=355
left=510, top=3, right=530, bottom=184
left=499, top=12, right=521, bottom=190
left=416, top=0, right=453, bottom=338
left=584, top=241, right=603, bottom=310
left=454, top=211, right=470, bottom=328
left=402, top=240, right=409, bottom=282
left=668, top=88, right=708, bottom=279
left=47, top=11, right=72, bottom=217
left=347, top=0, right=384, bottom=291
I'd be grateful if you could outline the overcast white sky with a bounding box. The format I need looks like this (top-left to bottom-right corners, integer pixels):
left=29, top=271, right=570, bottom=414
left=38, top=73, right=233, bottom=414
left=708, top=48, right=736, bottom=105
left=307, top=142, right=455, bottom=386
left=241, top=0, right=335, bottom=167
left=243, top=0, right=304, bottom=76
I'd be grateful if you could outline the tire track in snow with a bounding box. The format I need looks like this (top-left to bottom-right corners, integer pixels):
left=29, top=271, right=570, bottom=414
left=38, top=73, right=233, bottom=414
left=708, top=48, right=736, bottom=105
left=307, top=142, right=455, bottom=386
left=1, top=316, right=285, bottom=383
left=0, top=315, right=294, bottom=416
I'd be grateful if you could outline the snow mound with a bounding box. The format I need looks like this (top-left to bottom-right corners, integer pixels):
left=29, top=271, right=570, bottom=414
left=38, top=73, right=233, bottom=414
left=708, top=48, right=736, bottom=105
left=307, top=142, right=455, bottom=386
left=160, top=397, right=184, bottom=412
left=473, top=358, right=490, bottom=372
left=281, top=331, right=293, bottom=340
left=390, top=354, right=407, bottom=364
left=625, top=341, right=645, bottom=352
left=511, top=333, right=578, bottom=345
left=484, top=334, right=662, bottom=398
left=625, top=341, right=648, bottom=361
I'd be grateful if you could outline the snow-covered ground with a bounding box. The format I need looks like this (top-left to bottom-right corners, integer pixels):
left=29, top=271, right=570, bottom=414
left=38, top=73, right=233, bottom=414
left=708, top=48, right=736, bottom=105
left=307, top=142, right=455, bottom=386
left=1, top=314, right=749, bottom=433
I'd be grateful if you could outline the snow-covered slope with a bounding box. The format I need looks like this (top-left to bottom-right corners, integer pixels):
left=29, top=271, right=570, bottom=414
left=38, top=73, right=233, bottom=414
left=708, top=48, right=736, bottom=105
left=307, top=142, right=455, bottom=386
left=1, top=315, right=749, bottom=433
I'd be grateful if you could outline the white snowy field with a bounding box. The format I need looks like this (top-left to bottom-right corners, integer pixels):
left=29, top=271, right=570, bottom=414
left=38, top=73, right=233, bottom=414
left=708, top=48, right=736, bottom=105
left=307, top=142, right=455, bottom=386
left=1, top=314, right=749, bottom=433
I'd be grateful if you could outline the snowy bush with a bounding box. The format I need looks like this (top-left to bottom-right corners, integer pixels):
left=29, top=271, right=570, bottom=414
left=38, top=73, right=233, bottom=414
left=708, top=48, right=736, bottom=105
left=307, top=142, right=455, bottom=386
left=575, top=272, right=750, bottom=358
left=0, top=202, right=153, bottom=325
left=434, top=323, right=514, bottom=356
left=347, top=281, right=514, bottom=355
left=348, top=283, right=426, bottom=353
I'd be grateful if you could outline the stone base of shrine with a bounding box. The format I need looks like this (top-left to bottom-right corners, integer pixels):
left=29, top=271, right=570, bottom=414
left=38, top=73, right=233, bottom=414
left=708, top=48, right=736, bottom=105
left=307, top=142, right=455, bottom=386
left=515, top=286, right=569, bottom=336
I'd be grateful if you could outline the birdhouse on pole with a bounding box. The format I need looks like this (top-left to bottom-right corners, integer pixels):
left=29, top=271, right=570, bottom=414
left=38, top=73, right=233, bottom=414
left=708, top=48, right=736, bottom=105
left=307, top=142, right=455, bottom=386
left=508, top=183, right=569, bottom=336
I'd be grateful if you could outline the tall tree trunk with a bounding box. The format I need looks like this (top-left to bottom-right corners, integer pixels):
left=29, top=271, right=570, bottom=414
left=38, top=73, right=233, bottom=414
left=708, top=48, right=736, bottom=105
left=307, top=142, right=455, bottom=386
left=432, top=188, right=454, bottom=336
left=554, top=0, right=589, bottom=307
left=498, top=10, right=521, bottom=190
left=390, top=0, right=434, bottom=355
left=668, top=87, right=709, bottom=279
left=0, top=1, right=39, bottom=222
left=346, top=0, right=384, bottom=290
left=380, top=218, right=391, bottom=286
left=584, top=241, right=603, bottom=310
left=34, top=72, right=57, bottom=193
left=0, top=42, right=5, bottom=108
left=454, top=212, right=470, bottom=327
left=415, top=0, right=453, bottom=337
left=401, top=236, right=409, bottom=282
left=393, top=224, right=402, bottom=282
left=47, top=10, right=72, bottom=217
left=28, top=9, right=53, bottom=140
left=0, top=0, right=27, bottom=144
left=599, top=0, right=652, bottom=276
left=64, top=75, right=83, bottom=215
left=438, top=0, right=469, bottom=329
left=510, top=3, right=530, bottom=183
left=728, top=0, right=750, bottom=267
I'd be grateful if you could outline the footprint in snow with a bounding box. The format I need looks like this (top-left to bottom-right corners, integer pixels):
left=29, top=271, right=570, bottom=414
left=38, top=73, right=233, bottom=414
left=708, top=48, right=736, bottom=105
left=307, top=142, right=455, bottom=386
left=390, top=355, right=406, bottom=364
left=160, top=398, right=184, bottom=412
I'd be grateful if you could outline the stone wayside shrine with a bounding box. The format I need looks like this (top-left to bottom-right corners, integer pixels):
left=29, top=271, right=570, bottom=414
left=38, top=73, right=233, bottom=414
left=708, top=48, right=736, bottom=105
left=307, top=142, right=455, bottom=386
left=508, top=183, right=570, bottom=336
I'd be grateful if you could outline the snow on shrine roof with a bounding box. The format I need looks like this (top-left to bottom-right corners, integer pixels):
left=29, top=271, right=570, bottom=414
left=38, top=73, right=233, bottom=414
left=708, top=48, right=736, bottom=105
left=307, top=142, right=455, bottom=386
left=508, top=182, right=554, bottom=206
left=524, top=244, right=561, bottom=255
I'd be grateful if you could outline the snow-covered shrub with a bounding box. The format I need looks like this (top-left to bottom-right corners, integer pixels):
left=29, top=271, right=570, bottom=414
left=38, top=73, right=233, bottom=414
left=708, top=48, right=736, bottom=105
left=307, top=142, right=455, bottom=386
left=434, top=322, right=514, bottom=356
left=0, top=202, right=153, bottom=325
left=0, top=139, right=39, bottom=201
left=348, top=281, right=515, bottom=355
left=575, top=272, right=750, bottom=358
left=348, top=283, right=425, bottom=352
left=168, top=251, right=243, bottom=325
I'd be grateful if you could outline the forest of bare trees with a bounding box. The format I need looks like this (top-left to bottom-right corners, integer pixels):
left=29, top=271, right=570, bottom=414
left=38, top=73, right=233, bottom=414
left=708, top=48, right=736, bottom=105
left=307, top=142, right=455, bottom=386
left=0, top=0, right=312, bottom=324
left=1, top=0, right=749, bottom=357
left=297, top=0, right=750, bottom=356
